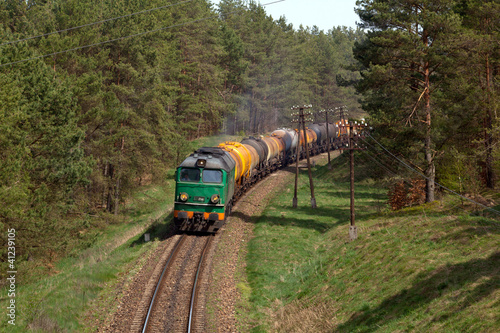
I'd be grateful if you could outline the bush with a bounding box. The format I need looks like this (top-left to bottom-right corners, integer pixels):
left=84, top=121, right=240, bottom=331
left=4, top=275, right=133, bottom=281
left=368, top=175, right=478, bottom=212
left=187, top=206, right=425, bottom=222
left=388, top=178, right=425, bottom=210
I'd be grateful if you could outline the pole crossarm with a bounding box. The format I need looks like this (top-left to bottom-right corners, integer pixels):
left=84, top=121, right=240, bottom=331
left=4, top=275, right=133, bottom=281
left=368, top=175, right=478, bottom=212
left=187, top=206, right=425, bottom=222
left=337, top=119, right=370, bottom=151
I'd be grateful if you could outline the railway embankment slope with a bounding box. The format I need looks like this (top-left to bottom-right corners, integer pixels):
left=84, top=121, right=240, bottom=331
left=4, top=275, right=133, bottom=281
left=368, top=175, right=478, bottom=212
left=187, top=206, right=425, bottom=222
left=237, top=153, right=499, bottom=332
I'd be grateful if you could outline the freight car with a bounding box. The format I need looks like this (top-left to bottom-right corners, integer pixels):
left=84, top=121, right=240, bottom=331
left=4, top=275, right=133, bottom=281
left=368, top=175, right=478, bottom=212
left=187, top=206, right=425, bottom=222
left=174, top=122, right=342, bottom=233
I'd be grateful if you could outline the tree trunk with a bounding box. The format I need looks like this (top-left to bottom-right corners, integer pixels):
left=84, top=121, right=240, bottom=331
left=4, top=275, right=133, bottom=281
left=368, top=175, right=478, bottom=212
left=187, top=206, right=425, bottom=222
left=106, top=163, right=114, bottom=212
left=114, top=177, right=120, bottom=215
left=107, top=188, right=113, bottom=213
left=102, top=163, right=109, bottom=209
left=252, top=101, right=258, bottom=134
left=234, top=113, right=237, bottom=135
left=114, top=135, right=125, bottom=215
left=424, top=62, right=435, bottom=202
left=484, top=54, right=495, bottom=188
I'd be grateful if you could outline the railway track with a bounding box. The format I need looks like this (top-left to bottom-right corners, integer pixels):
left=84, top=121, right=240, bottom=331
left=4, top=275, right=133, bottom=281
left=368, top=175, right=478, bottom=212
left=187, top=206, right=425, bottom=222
left=133, top=233, right=213, bottom=333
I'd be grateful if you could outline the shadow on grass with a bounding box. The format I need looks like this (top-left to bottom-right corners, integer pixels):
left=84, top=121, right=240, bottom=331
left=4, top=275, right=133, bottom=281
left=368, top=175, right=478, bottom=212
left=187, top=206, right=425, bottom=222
left=231, top=189, right=387, bottom=233
left=337, top=251, right=500, bottom=332
left=129, top=212, right=176, bottom=247
left=231, top=204, right=353, bottom=233
left=435, top=218, right=500, bottom=246
left=273, top=201, right=386, bottom=230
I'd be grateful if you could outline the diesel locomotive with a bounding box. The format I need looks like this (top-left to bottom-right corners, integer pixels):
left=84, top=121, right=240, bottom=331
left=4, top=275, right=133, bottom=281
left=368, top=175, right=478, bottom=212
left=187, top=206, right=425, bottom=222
left=173, top=122, right=345, bottom=233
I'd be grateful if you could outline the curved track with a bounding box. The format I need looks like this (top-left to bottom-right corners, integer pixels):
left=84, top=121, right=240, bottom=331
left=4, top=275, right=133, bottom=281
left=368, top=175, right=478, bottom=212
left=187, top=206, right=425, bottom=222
left=138, top=234, right=213, bottom=333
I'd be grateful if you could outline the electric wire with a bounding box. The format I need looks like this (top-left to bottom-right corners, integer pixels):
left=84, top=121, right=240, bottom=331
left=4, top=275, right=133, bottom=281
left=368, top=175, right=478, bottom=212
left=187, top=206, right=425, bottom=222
left=361, top=139, right=404, bottom=178
left=0, top=0, right=195, bottom=47
left=363, top=139, right=427, bottom=187
left=360, top=147, right=403, bottom=180
left=362, top=134, right=500, bottom=217
left=362, top=139, right=500, bottom=221
left=0, top=0, right=287, bottom=68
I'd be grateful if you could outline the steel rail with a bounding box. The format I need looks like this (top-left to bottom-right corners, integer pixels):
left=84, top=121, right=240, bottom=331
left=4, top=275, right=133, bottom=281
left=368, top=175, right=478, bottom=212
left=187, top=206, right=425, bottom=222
left=142, top=234, right=187, bottom=333
left=187, top=236, right=213, bottom=332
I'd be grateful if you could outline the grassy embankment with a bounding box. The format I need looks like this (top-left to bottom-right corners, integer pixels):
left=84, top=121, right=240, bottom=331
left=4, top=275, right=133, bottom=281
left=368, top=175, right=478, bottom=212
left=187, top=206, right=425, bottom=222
left=0, top=134, right=239, bottom=332
left=240, top=153, right=500, bottom=332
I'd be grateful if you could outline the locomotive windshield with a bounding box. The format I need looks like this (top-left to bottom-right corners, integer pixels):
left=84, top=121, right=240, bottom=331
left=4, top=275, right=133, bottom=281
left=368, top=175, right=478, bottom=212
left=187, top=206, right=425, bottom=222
left=179, top=168, right=200, bottom=182
left=202, top=169, right=223, bottom=183
left=179, top=168, right=222, bottom=183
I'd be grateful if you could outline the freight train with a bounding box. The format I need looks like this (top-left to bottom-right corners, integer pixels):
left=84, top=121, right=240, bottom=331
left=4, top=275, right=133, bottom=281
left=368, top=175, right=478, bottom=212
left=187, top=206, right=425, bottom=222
left=173, top=121, right=348, bottom=233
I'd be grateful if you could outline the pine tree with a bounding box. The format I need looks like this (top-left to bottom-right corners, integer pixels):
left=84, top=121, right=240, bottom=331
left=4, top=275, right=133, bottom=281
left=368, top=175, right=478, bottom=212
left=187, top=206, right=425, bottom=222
left=453, top=0, right=500, bottom=188
left=355, top=0, right=461, bottom=202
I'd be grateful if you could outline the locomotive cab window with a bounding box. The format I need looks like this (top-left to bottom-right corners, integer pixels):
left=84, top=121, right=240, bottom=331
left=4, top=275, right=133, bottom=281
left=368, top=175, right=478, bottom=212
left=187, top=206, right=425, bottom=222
left=202, top=170, right=223, bottom=183
left=179, top=168, right=200, bottom=182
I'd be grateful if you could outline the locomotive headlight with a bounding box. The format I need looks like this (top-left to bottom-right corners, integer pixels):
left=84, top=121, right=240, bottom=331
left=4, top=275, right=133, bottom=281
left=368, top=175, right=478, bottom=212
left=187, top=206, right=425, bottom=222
left=210, top=194, right=220, bottom=204
left=179, top=192, right=189, bottom=202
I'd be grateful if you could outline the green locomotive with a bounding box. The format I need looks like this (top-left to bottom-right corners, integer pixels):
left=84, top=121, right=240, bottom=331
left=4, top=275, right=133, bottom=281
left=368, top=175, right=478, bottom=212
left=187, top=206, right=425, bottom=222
left=174, top=147, right=235, bottom=233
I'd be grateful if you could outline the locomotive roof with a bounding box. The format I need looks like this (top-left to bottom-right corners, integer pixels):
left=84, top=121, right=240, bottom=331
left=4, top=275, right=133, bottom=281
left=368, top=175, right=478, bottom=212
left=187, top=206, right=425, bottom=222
left=179, top=147, right=236, bottom=173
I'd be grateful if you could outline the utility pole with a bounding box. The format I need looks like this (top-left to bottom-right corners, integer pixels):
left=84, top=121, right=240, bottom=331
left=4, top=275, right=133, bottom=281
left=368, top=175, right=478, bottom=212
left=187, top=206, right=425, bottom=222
left=293, top=125, right=301, bottom=208
left=319, top=105, right=349, bottom=167
left=338, top=105, right=348, bottom=123
left=336, top=105, right=349, bottom=149
left=291, top=105, right=317, bottom=208
left=339, top=119, right=369, bottom=241
left=319, top=108, right=335, bottom=169
left=349, top=122, right=356, bottom=240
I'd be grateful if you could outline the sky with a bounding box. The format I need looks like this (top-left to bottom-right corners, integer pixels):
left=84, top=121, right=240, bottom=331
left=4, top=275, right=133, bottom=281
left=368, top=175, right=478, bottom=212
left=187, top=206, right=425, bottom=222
left=209, top=0, right=360, bottom=31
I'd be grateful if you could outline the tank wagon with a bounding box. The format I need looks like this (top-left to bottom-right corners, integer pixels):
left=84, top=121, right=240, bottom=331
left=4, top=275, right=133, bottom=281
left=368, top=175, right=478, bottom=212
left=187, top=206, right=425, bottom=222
left=174, top=121, right=345, bottom=233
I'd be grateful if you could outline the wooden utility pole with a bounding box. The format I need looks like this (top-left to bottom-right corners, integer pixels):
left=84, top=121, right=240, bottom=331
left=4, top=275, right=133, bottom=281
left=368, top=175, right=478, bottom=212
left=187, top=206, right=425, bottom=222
left=338, top=105, right=348, bottom=124
left=319, top=105, right=349, bottom=167
left=293, top=128, right=300, bottom=208
left=319, top=108, right=335, bottom=169
left=337, top=105, right=349, bottom=149
left=349, top=122, right=356, bottom=240
left=292, top=105, right=317, bottom=208
left=339, top=120, right=369, bottom=241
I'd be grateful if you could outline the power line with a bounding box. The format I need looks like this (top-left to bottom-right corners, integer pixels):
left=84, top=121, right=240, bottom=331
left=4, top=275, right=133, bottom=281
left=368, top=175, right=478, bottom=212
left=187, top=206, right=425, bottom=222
left=361, top=139, right=402, bottom=175
left=0, top=0, right=194, bottom=47
left=0, top=0, right=286, bottom=68
left=360, top=147, right=402, bottom=180
left=352, top=139, right=499, bottom=222
left=362, top=140, right=500, bottom=221
left=363, top=134, right=500, bottom=217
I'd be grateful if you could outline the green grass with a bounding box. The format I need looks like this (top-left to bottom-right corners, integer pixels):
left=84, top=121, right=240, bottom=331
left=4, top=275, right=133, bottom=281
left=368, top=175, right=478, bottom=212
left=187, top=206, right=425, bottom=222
left=243, top=153, right=500, bottom=332
left=0, top=182, right=175, bottom=332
